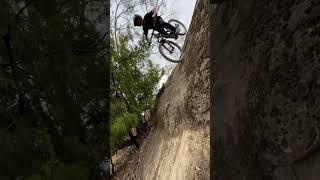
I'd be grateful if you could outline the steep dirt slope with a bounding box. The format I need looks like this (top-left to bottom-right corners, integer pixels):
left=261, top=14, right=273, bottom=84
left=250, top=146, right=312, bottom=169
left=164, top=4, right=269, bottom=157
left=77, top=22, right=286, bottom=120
left=112, top=0, right=210, bottom=179
left=212, top=0, right=320, bottom=179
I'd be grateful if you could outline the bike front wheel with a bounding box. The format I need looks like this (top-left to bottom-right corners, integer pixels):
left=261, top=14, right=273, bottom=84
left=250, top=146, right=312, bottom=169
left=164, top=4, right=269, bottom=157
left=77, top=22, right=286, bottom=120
left=159, top=40, right=182, bottom=63
left=168, top=19, right=187, bottom=36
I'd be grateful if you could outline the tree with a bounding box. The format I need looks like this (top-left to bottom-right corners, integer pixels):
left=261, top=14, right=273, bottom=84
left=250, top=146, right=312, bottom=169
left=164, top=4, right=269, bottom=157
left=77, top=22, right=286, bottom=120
left=0, top=0, right=108, bottom=179
left=110, top=34, right=164, bottom=153
left=109, top=0, right=171, bottom=156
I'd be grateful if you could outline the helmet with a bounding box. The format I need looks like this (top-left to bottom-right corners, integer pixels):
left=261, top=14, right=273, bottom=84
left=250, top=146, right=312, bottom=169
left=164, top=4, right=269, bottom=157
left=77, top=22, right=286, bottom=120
left=133, top=14, right=142, bottom=26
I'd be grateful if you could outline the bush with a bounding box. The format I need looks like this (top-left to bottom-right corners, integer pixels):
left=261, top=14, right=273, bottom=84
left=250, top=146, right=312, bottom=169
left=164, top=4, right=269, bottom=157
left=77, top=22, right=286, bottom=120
left=110, top=112, right=139, bottom=151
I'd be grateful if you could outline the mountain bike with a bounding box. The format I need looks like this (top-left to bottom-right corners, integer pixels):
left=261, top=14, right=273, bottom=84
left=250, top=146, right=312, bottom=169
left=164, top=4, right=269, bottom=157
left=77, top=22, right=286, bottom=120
left=148, top=19, right=187, bottom=63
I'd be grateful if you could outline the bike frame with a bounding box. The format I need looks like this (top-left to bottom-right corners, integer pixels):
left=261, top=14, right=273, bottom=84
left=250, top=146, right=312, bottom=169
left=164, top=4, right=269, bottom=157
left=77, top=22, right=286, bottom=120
left=149, top=29, right=176, bottom=53
left=149, top=29, right=176, bottom=41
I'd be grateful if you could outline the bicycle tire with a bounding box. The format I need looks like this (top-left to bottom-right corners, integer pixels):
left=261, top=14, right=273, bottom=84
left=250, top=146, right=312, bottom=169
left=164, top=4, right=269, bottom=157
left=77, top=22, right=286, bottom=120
left=168, top=19, right=187, bottom=36
left=159, top=40, right=182, bottom=63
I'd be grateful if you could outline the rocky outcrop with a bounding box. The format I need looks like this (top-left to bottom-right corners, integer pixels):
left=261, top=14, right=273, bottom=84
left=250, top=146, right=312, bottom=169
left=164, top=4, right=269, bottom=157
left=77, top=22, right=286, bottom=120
left=212, top=0, right=320, bottom=179
left=154, top=0, right=210, bottom=131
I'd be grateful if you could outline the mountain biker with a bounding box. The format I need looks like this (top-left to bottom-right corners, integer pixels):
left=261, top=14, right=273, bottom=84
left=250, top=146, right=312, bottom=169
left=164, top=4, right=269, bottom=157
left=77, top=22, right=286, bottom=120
left=133, top=8, right=179, bottom=42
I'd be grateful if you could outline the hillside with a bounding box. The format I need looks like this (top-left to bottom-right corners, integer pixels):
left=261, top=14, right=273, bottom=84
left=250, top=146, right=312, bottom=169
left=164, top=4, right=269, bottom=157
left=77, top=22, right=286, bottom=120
left=112, top=0, right=210, bottom=179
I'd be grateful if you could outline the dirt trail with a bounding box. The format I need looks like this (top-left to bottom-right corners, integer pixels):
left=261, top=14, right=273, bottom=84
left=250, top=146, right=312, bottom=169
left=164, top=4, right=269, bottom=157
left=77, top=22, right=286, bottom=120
left=112, top=126, right=209, bottom=180
left=112, top=0, right=210, bottom=179
left=140, top=127, right=209, bottom=180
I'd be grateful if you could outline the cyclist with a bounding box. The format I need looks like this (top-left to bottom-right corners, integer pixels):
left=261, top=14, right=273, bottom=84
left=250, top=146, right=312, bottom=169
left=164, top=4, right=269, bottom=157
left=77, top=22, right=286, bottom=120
left=133, top=8, right=179, bottom=42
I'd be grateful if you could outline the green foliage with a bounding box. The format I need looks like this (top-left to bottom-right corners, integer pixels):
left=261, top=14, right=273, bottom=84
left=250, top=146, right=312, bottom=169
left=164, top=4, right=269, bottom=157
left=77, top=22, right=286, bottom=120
left=110, top=112, right=139, bottom=149
left=25, top=174, right=42, bottom=180
left=26, top=163, right=91, bottom=180
left=50, top=163, right=90, bottom=180
left=62, top=136, right=90, bottom=162
left=0, top=0, right=107, bottom=179
left=0, top=121, right=54, bottom=178
left=110, top=34, right=164, bottom=152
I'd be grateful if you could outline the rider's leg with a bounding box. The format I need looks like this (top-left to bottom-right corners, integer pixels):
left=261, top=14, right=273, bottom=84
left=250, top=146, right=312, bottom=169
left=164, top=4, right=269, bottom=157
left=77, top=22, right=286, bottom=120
left=163, top=22, right=178, bottom=39
left=163, top=22, right=176, bottom=33
left=156, top=17, right=178, bottom=39
left=154, top=17, right=166, bottom=34
left=157, top=17, right=176, bottom=33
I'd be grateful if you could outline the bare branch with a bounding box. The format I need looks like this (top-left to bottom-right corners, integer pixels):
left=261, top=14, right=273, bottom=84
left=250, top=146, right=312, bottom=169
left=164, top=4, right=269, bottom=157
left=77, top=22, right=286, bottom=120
left=116, top=4, right=136, bottom=20
left=113, top=0, right=126, bottom=49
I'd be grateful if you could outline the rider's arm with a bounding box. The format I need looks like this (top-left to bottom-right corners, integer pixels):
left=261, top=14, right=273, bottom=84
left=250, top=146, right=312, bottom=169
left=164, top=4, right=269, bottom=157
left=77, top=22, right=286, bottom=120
left=145, top=10, right=155, bottom=19
left=144, top=29, right=152, bottom=46
left=150, top=8, right=157, bottom=16
left=144, top=29, right=149, bottom=41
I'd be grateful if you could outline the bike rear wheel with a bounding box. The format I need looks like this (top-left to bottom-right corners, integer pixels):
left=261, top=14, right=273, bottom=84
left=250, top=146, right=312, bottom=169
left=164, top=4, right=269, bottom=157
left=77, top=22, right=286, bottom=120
left=159, top=40, right=182, bottom=63
left=168, top=19, right=187, bottom=36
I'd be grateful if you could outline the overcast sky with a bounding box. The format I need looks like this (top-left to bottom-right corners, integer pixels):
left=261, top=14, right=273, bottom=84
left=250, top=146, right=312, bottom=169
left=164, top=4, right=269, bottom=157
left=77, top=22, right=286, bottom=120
left=111, top=0, right=197, bottom=89
left=166, top=0, right=197, bottom=29
left=149, top=0, right=197, bottom=88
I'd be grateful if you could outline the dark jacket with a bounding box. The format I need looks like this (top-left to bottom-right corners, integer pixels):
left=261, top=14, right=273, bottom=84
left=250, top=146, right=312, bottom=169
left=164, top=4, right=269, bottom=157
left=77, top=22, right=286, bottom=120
left=143, top=11, right=160, bottom=38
